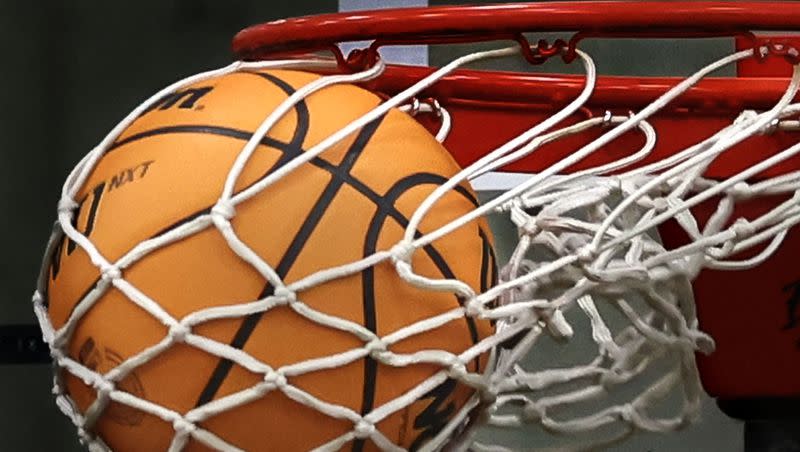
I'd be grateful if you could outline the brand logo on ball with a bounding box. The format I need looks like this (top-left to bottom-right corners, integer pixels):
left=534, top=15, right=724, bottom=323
left=409, top=378, right=458, bottom=451
left=50, top=160, right=155, bottom=280
left=144, top=87, right=213, bottom=113
left=77, top=337, right=146, bottom=426
left=109, top=160, right=154, bottom=192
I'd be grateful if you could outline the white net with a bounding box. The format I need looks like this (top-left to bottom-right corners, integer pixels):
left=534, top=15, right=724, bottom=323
left=32, top=42, right=800, bottom=452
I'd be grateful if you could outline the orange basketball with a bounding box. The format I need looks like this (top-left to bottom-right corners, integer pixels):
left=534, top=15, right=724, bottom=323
left=46, top=69, right=496, bottom=451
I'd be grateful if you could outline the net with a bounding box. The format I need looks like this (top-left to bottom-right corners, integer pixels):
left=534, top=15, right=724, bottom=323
left=33, top=22, right=800, bottom=452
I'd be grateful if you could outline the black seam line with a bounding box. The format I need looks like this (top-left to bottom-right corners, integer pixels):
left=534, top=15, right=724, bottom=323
left=109, top=69, right=311, bottom=154
left=53, top=118, right=488, bottom=452
left=60, top=124, right=305, bottom=321
left=56, top=86, right=488, bottom=439
left=477, top=228, right=490, bottom=373
left=477, top=226, right=498, bottom=373
left=251, top=72, right=309, bottom=150
left=103, top=123, right=483, bottom=231
left=59, top=69, right=315, bottom=321
left=479, top=228, right=491, bottom=295
left=152, top=73, right=313, bottom=237
left=357, top=173, right=482, bottom=439
left=60, top=128, right=432, bottom=320
left=194, top=113, right=388, bottom=408
left=381, top=176, right=480, bottom=348
left=58, top=124, right=487, bottom=381
left=107, top=125, right=293, bottom=154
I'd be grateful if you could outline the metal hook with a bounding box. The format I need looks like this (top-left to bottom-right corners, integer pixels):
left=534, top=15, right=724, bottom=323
left=515, top=34, right=570, bottom=66
left=766, top=40, right=800, bottom=65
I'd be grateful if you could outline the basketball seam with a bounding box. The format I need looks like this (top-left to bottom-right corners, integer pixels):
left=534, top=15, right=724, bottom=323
left=355, top=173, right=486, bottom=452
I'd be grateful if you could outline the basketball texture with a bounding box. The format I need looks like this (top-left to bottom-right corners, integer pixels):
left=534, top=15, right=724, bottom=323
left=47, top=69, right=496, bottom=451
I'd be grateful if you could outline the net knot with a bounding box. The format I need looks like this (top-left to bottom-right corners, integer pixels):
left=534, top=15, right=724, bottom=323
left=354, top=420, right=375, bottom=439
left=57, top=197, right=79, bottom=214
left=734, top=109, right=759, bottom=127
left=173, top=418, right=197, bottom=436
left=542, top=308, right=574, bottom=339
left=601, top=365, right=628, bottom=387
left=169, top=323, right=191, bottom=342
left=448, top=361, right=468, bottom=380
left=731, top=218, right=755, bottom=240
left=620, top=404, right=635, bottom=422
left=365, top=339, right=388, bottom=360
left=522, top=403, right=543, bottom=422
left=464, top=298, right=483, bottom=318
left=651, top=197, right=669, bottom=212
left=390, top=240, right=415, bottom=264
left=50, top=348, right=65, bottom=362
left=211, top=200, right=236, bottom=221
left=100, top=264, right=121, bottom=282
left=517, top=215, right=542, bottom=236
left=273, top=286, right=296, bottom=304
left=93, top=379, right=114, bottom=398
left=76, top=428, right=90, bottom=443
left=479, top=387, right=498, bottom=404
left=730, top=182, right=754, bottom=200
left=263, top=371, right=287, bottom=388
left=576, top=245, right=597, bottom=263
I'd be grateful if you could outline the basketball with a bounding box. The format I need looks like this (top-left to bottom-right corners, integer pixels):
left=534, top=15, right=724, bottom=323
left=46, top=69, right=496, bottom=451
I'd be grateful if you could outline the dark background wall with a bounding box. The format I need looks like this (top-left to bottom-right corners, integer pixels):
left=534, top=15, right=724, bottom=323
left=0, top=3, right=334, bottom=450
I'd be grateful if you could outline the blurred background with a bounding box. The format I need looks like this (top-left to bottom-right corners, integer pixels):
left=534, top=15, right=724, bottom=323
left=0, top=1, right=746, bottom=451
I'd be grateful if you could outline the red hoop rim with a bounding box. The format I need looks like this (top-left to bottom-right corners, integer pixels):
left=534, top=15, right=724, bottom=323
left=233, top=1, right=800, bottom=59
left=358, top=65, right=794, bottom=113
left=232, top=1, right=800, bottom=112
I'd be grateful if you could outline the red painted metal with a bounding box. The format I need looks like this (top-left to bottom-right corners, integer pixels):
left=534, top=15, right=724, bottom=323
left=737, top=35, right=800, bottom=77
left=234, top=2, right=800, bottom=404
left=234, top=2, right=800, bottom=58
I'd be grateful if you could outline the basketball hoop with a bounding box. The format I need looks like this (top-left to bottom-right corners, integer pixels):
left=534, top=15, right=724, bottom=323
left=33, top=2, right=800, bottom=451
